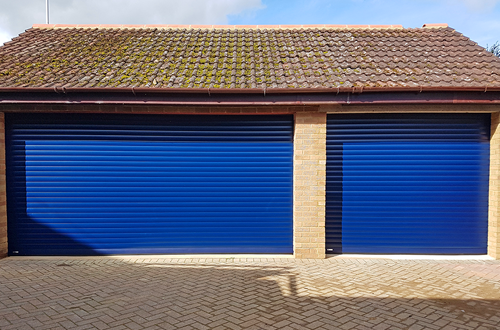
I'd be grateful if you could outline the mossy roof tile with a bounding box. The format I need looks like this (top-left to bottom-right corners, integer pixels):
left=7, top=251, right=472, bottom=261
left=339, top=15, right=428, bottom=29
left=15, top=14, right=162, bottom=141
left=0, top=25, right=499, bottom=89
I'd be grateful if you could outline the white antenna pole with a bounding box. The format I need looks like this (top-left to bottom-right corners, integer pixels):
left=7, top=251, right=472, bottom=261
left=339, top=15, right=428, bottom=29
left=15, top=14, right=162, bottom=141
left=46, top=0, right=49, bottom=24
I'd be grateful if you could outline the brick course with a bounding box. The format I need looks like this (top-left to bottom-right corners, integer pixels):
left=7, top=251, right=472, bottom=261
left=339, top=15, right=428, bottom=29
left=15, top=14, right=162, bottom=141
left=293, top=113, right=326, bottom=259
left=0, top=104, right=317, bottom=114
left=0, top=112, right=6, bottom=258
left=489, top=112, right=500, bottom=259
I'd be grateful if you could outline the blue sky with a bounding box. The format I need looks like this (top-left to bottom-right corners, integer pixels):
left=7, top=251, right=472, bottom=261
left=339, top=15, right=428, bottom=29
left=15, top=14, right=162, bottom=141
left=229, top=0, right=500, bottom=48
left=0, top=0, right=499, bottom=48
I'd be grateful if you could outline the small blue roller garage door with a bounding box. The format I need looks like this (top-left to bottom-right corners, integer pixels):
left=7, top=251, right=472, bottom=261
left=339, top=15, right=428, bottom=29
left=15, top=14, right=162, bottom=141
left=326, top=114, right=490, bottom=254
left=6, top=113, right=293, bottom=256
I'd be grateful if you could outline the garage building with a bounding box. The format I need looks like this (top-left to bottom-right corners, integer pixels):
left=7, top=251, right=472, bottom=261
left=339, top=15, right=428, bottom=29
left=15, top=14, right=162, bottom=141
left=0, top=23, right=499, bottom=258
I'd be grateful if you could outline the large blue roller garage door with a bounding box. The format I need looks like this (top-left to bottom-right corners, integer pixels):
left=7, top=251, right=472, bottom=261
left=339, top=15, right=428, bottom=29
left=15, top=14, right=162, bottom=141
left=326, top=114, right=490, bottom=254
left=6, top=114, right=293, bottom=256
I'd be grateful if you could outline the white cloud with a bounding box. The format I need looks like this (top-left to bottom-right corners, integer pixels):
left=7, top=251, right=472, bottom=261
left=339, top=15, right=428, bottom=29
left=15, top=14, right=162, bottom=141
left=456, top=0, right=500, bottom=11
left=0, top=30, right=12, bottom=46
left=0, top=0, right=263, bottom=42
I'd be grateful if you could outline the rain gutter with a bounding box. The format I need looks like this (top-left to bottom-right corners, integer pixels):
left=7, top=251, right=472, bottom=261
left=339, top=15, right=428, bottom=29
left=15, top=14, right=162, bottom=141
left=0, top=86, right=500, bottom=105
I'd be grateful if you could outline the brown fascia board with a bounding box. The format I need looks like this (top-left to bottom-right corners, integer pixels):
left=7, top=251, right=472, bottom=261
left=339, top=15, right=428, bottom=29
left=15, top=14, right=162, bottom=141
left=1, top=87, right=500, bottom=106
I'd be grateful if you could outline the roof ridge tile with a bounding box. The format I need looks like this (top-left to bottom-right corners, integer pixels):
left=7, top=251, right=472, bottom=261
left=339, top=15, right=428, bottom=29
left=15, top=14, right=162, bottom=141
left=422, top=23, right=449, bottom=28
left=31, top=23, right=410, bottom=30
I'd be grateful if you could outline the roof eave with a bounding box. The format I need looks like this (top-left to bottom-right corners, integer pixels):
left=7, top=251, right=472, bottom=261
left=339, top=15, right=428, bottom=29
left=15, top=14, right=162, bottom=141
left=1, top=88, right=500, bottom=106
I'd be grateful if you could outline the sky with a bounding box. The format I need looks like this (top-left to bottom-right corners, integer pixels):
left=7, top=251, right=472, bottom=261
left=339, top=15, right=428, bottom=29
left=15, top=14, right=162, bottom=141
left=0, top=0, right=499, bottom=48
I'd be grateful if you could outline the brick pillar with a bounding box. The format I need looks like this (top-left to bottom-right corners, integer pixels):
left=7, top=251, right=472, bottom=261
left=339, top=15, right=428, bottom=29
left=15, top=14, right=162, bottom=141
left=489, top=112, right=500, bottom=259
left=293, top=112, right=326, bottom=259
left=0, top=112, right=7, bottom=258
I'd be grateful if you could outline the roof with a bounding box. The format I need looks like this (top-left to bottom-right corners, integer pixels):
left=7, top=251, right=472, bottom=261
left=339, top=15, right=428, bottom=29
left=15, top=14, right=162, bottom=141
left=0, top=24, right=500, bottom=91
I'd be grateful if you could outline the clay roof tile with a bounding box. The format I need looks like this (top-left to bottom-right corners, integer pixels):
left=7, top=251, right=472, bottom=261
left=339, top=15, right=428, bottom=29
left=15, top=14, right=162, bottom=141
left=0, top=24, right=499, bottom=90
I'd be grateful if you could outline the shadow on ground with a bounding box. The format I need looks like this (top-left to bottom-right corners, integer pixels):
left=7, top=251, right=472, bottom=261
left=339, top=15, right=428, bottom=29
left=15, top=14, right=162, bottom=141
left=0, top=258, right=499, bottom=330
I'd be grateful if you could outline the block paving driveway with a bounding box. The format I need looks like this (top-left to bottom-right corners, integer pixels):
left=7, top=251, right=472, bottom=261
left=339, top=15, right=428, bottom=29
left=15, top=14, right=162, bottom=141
left=0, top=256, right=499, bottom=330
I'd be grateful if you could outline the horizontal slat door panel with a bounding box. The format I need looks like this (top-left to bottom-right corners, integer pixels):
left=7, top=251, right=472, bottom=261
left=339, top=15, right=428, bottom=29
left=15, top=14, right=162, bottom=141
left=7, top=113, right=293, bottom=255
left=326, top=113, right=490, bottom=254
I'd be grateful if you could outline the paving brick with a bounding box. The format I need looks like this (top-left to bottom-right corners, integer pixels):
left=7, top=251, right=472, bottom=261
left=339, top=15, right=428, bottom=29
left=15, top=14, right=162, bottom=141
left=0, top=257, right=499, bottom=330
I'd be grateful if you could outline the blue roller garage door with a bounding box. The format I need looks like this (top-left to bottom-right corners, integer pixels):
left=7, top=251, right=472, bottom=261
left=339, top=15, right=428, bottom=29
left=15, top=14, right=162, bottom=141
left=6, top=114, right=293, bottom=256
left=326, top=114, right=490, bottom=254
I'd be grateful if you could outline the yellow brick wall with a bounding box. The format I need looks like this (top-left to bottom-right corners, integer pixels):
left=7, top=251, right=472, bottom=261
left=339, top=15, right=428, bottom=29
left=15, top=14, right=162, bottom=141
left=293, top=113, right=326, bottom=259
left=0, top=113, right=7, bottom=258
left=0, top=106, right=322, bottom=259
left=1, top=105, right=498, bottom=259
left=489, top=112, right=500, bottom=259
left=0, top=104, right=318, bottom=114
